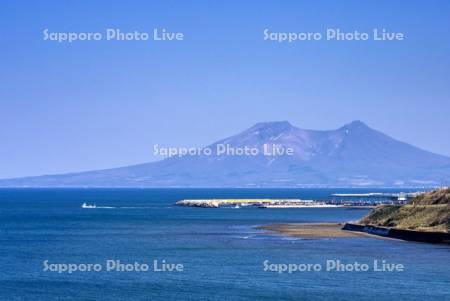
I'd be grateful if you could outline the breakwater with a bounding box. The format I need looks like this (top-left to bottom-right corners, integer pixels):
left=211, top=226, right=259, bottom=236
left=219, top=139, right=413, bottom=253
left=343, top=223, right=450, bottom=244
left=176, top=199, right=302, bottom=208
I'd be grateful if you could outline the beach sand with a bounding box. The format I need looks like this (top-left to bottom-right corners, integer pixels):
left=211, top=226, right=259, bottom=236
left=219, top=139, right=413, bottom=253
left=257, top=223, right=371, bottom=238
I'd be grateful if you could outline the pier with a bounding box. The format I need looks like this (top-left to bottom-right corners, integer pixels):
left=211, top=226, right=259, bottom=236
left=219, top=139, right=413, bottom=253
left=176, top=199, right=322, bottom=208
left=331, top=192, right=423, bottom=205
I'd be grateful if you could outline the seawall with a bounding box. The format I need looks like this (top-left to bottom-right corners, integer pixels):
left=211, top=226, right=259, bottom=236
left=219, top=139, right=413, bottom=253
left=343, top=223, right=450, bottom=244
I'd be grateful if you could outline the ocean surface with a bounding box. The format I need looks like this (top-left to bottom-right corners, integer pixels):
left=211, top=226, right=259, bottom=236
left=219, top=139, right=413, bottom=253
left=0, top=188, right=449, bottom=301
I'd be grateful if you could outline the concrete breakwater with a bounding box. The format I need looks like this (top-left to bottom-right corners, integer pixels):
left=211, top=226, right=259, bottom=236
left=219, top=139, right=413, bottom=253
left=175, top=199, right=302, bottom=208
left=343, top=223, right=450, bottom=244
left=176, top=200, right=221, bottom=208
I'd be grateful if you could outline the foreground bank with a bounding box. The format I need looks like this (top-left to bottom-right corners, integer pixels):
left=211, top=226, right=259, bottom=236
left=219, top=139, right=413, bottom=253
left=342, top=188, right=450, bottom=243
left=342, top=223, right=450, bottom=243
left=259, top=188, right=450, bottom=244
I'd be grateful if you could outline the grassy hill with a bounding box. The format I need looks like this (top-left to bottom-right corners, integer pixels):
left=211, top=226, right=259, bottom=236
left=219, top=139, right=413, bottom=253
left=360, top=188, right=450, bottom=232
left=411, top=188, right=450, bottom=205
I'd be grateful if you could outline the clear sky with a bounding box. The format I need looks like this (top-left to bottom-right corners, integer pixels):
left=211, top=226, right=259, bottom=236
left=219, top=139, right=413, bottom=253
left=1, top=0, right=450, bottom=178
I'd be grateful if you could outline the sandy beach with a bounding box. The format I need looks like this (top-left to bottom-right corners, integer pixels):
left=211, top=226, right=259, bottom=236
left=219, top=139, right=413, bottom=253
left=257, top=223, right=371, bottom=238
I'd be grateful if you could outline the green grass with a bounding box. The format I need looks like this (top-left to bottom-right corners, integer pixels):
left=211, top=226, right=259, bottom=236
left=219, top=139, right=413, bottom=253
left=360, top=204, right=450, bottom=232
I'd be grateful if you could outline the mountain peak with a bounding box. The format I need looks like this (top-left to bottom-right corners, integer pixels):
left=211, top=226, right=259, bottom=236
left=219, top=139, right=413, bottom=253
left=340, top=120, right=372, bottom=132
left=346, top=120, right=369, bottom=128
left=246, top=121, right=296, bottom=137
left=251, top=121, right=294, bottom=131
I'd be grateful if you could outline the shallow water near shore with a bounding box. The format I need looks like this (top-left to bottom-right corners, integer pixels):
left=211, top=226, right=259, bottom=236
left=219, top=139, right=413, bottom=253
left=0, top=188, right=449, bottom=301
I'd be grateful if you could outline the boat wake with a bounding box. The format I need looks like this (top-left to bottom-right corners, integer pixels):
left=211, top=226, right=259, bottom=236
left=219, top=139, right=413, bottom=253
left=81, top=203, right=156, bottom=209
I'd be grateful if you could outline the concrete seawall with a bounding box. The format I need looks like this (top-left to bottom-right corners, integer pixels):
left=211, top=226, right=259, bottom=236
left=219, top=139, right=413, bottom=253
left=343, top=223, right=450, bottom=244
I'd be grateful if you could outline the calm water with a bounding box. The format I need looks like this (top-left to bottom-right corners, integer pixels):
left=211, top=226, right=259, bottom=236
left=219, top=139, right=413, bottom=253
left=0, top=188, right=449, bottom=301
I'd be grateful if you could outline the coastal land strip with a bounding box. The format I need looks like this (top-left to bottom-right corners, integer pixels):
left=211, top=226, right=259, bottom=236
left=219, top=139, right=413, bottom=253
left=256, top=223, right=378, bottom=238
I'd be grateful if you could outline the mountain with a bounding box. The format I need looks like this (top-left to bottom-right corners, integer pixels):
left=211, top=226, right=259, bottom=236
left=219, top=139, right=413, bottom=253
left=2, top=121, right=450, bottom=187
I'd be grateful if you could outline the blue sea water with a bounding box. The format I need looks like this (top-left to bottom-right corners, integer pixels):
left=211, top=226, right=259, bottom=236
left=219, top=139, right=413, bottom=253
left=0, top=188, right=449, bottom=301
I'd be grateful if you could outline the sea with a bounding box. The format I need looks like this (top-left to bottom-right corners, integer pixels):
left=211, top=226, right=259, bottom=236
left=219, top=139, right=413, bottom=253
left=0, top=188, right=449, bottom=301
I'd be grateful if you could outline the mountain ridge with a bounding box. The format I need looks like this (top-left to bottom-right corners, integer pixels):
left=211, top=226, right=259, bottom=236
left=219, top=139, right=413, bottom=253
left=2, top=121, right=450, bottom=188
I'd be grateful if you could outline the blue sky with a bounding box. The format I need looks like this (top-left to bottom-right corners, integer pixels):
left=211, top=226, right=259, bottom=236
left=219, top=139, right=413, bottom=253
left=1, top=0, right=450, bottom=178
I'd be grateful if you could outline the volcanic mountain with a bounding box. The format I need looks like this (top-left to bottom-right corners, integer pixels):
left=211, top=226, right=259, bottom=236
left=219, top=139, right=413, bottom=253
left=2, top=121, right=450, bottom=187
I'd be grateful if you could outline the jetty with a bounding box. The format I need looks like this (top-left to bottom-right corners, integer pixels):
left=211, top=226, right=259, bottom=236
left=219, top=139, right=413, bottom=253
left=176, top=199, right=342, bottom=208
left=176, top=199, right=302, bottom=208
left=331, top=192, right=424, bottom=204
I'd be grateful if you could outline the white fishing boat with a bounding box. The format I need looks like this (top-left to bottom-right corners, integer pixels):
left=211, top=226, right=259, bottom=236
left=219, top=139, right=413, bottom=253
left=81, top=202, right=96, bottom=209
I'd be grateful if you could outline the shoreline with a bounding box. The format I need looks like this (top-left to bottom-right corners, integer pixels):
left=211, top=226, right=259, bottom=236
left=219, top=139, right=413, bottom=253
left=257, top=222, right=450, bottom=244
left=256, top=223, right=374, bottom=238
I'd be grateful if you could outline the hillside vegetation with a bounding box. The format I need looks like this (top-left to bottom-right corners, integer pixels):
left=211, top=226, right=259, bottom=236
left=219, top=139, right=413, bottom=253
left=360, top=188, right=450, bottom=232
left=411, top=188, right=450, bottom=205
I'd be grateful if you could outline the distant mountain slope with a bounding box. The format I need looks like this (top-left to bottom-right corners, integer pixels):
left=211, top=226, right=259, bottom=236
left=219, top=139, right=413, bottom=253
left=2, top=121, right=450, bottom=187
